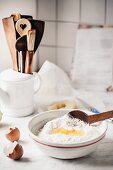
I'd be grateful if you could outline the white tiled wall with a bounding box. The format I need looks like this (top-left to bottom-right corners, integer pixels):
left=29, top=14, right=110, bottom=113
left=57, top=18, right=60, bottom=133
left=106, top=0, right=113, bottom=24
left=41, top=22, right=56, bottom=46
left=81, top=0, right=105, bottom=24
left=0, top=0, right=113, bottom=72
left=38, top=0, right=56, bottom=20
left=38, top=0, right=113, bottom=73
left=57, top=48, right=74, bottom=72
left=57, top=0, right=80, bottom=22
left=57, top=23, right=77, bottom=47
left=39, top=47, right=56, bottom=66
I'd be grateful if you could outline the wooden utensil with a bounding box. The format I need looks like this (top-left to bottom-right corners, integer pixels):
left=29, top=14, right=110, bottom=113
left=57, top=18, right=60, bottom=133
left=11, top=13, right=21, bottom=21
left=11, top=13, right=33, bottom=21
left=68, top=110, right=113, bottom=124
left=21, top=15, right=33, bottom=20
left=30, top=20, right=45, bottom=53
left=2, top=16, right=18, bottom=71
left=15, top=35, right=27, bottom=72
left=11, top=14, right=33, bottom=39
left=25, top=29, right=36, bottom=74
left=16, top=18, right=32, bottom=37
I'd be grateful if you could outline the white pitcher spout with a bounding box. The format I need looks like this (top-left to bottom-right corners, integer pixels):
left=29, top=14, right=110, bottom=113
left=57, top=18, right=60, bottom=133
left=0, top=88, right=9, bottom=104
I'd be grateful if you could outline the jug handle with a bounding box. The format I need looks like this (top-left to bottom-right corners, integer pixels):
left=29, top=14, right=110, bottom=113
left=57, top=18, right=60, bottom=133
left=33, top=72, right=41, bottom=94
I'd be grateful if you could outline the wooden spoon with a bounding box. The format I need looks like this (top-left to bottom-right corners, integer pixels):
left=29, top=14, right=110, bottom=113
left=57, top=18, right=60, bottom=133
left=15, top=18, right=32, bottom=37
left=15, top=35, right=27, bottom=72
left=68, top=110, right=113, bottom=124
left=11, top=14, right=33, bottom=39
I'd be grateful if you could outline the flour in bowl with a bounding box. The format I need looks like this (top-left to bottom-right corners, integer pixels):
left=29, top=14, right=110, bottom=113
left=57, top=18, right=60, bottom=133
left=38, top=113, right=104, bottom=144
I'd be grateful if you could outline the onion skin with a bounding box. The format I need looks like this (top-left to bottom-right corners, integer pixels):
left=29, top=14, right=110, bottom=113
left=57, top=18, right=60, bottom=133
left=6, top=127, right=20, bottom=142
left=8, top=144, right=23, bottom=160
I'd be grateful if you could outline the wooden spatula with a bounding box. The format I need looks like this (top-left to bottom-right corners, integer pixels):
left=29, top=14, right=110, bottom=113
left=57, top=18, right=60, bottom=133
left=30, top=20, right=45, bottom=53
left=25, top=29, right=36, bottom=74
left=2, top=16, right=18, bottom=71
left=68, top=110, right=113, bottom=124
left=15, top=35, right=27, bottom=73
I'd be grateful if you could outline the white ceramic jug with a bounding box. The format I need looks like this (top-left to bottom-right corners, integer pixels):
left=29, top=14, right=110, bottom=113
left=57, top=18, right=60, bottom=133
left=0, top=69, right=40, bottom=117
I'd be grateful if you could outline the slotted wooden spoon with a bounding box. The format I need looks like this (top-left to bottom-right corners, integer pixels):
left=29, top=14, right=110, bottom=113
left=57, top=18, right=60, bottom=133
left=68, top=110, right=113, bottom=124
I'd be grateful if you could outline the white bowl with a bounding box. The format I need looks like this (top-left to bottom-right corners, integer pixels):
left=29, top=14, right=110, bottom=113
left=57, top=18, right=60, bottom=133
left=28, top=109, right=107, bottom=159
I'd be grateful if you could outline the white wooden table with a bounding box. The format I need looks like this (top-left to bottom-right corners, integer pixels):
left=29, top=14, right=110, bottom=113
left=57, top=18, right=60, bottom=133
left=1, top=113, right=113, bottom=170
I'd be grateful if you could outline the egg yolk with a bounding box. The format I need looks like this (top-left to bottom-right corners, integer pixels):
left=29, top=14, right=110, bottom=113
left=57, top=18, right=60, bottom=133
left=50, top=128, right=85, bottom=136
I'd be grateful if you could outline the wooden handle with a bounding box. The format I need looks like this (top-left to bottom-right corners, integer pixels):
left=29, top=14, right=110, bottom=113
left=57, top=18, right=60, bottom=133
left=22, top=51, right=26, bottom=73
left=11, top=13, right=21, bottom=21
left=25, top=51, right=34, bottom=74
left=2, top=17, right=18, bottom=71
left=21, top=51, right=26, bottom=73
left=88, top=110, right=113, bottom=124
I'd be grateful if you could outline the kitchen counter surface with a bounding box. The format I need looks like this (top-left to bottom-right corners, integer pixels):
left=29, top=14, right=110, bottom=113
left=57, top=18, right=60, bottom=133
left=1, top=113, right=113, bottom=170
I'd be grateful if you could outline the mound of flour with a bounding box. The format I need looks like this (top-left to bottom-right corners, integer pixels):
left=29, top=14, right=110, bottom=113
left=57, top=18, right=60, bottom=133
left=38, top=114, right=103, bottom=144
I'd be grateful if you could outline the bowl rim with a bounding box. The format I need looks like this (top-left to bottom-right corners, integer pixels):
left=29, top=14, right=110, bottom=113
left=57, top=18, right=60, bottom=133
left=28, top=109, right=108, bottom=148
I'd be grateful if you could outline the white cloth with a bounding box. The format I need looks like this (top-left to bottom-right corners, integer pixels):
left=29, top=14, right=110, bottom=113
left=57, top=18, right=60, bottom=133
left=34, top=61, right=106, bottom=112
left=70, top=28, right=113, bottom=92
left=34, top=61, right=76, bottom=110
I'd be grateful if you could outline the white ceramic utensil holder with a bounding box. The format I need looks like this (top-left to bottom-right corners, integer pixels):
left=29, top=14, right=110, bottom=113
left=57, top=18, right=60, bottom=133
left=0, top=69, right=40, bottom=117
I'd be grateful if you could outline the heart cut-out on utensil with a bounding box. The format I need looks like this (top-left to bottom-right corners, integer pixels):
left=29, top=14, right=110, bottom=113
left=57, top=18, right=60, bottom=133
left=20, top=24, right=27, bottom=30
left=16, top=18, right=31, bottom=36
